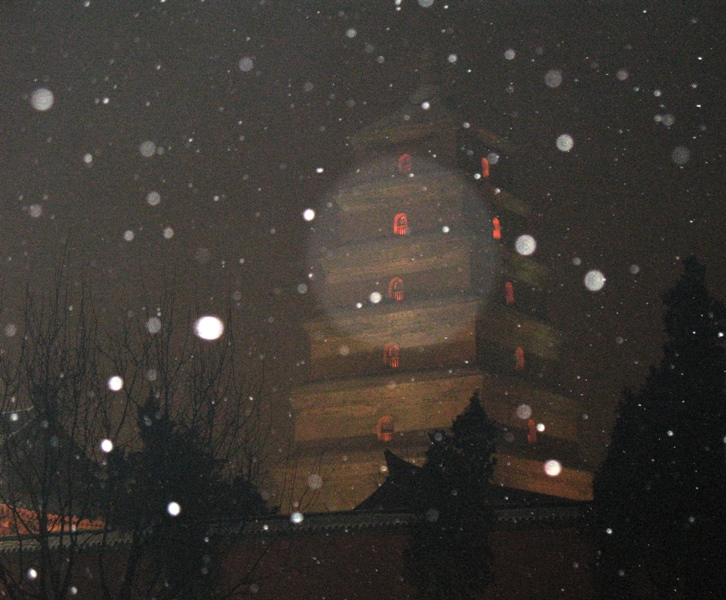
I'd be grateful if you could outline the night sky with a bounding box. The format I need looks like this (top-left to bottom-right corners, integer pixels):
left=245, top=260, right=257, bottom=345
left=1, top=0, right=724, bottom=464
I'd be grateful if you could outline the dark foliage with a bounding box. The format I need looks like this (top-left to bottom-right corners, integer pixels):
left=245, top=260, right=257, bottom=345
left=404, top=392, right=498, bottom=600
left=592, top=257, right=726, bottom=599
left=106, top=397, right=266, bottom=600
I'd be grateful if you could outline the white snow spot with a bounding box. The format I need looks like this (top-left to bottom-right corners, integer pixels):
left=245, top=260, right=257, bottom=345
left=238, top=56, right=254, bottom=72
left=290, top=511, right=304, bottom=524
left=147, top=191, right=161, bottom=206
left=345, top=28, right=357, bottom=38
left=83, top=153, right=93, bottom=165
left=303, top=208, right=316, bottom=221
left=100, top=439, right=114, bottom=453
left=194, top=316, right=224, bottom=341
left=544, top=460, right=562, bottom=477
left=556, top=134, right=574, bottom=152
left=447, top=54, right=458, bottom=63
left=29, top=204, right=43, bottom=218
left=515, top=235, right=537, bottom=256
left=139, top=140, right=156, bottom=157
left=307, top=474, right=323, bottom=490
left=584, top=270, right=606, bottom=292
left=123, top=230, right=135, bottom=242
left=369, top=292, right=382, bottom=304
left=671, top=146, right=691, bottom=165
left=107, top=376, right=123, bottom=392
left=163, top=227, right=174, bottom=239
left=616, top=69, right=629, bottom=81
left=418, top=0, right=434, bottom=7
left=167, top=502, right=181, bottom=517
left=146, top=317, right=162, bottom=334
left=504, top=48, right=516, bottom=60
left=544, top=70, right=563, bottom=88
left=516, top=404, right=532, bottom=420
left=30, top=88, right=54, bottom=111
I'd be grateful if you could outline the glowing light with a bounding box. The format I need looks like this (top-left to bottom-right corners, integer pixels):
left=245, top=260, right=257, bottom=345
left=107, top=376, right=123, bottom=392
left=167, top=502, right=181, bottom=516
left=26, top=568, right=38, bottom=580
left=100, top=439, right=114, bottom=453
left=194, top=316, right=224, bottom=340
left=302, top=208, right=316, bottom=221
left=369, top=292, right=382, bottom=304
left=536, top=423, right=545, bottom=432
left=30, top=88, right=54, bottom=111
left=584, top=270, right=606, bottom=292
left=556, top=134, right=574, bottom=152
left=515, top=235, right=537, bottom=256
left=544, top=459, right=562, bottom=477
left=290, top=511, right=304, bottom=524
left=516, top=404, right=532, bottom=420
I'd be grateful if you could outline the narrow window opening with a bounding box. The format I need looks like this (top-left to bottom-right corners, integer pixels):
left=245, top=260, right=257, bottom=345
left=377, top=416, right=395, bottom=442
left=492, top=217, right=501, bottom=240
left=388, top=277, right=404, bottom=301
left=505, top=281, right=515, bottom=305
left=394, top=213, right=409, bottom=235
left=481, top=157, right=490, bottom=178
left=383, top=343, right=400, bottom=368
left=515, top=347, right=525, bottom=370
left=398, top=153, right=412, bottom=175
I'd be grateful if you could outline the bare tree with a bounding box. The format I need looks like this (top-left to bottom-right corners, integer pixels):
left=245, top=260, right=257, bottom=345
left=0, top=269, right=111, bottom=600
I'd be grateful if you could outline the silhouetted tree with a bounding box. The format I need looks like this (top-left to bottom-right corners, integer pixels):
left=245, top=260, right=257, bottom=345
left=593, top=257, right=726, bottom=599
left=405, top=392, right=498, bottom=600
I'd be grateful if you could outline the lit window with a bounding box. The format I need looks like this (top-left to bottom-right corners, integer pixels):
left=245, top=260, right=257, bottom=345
left=527, top=418, right=537, bottom=444
left=492, top=217, right=501, bottom=240
left=398, top=153, right=412, bottom=175
left=388, top=277, right=404, bottom=301
left=515, top=347, right=525, bottom=370
left=481, top=157, right=490, bottom=178
left=505, top=281, right=515, bottom=305
left=384, top=343, right=400, bottom=368
left=393, top=213, right=409, bottom=235
left=377, top=416, right=395, bottom=442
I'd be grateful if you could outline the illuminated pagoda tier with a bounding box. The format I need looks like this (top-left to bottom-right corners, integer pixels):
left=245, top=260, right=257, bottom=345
left=283, top=83, right=592, bottom=512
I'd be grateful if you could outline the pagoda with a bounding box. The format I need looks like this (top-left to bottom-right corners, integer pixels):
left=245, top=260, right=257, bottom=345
left=280, top=82, right=592, bottom=512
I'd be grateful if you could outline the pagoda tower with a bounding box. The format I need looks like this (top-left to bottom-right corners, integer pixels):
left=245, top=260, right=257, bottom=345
left=281, top=83, right=593, bottom=512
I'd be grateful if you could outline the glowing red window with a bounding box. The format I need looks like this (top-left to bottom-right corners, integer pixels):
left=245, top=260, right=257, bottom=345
left=505, top=281, right=515, bottom=305
left=481, top=157, right=490, bottom=178
left=398, top=153, right=412, bottom=175
left=377, top=416, right=395, bottom=442
left=527, top=418, right=537, bottom=444
left=492, top=217, right=501, bottom=240
left=388, top=277, right=404, bottom=301
left=515, top=347, right=525, bottom=370
left=394, top=213, right=409, bottom=235
left=384, top=343, right=400, bottom=368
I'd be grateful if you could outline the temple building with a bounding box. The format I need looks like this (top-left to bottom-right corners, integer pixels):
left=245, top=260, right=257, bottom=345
left=279, top=82, right=593, bottom=512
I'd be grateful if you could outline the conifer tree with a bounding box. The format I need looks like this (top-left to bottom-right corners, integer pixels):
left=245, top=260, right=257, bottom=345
left=405, top=392, right=498, bottom=600
left=593, top=257, right=726, bottom=599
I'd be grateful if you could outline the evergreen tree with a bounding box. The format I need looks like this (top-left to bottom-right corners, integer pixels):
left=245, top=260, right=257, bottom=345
left=593, top=257, right=726, bottom=599
left=405, top=392, right=498, bottom=600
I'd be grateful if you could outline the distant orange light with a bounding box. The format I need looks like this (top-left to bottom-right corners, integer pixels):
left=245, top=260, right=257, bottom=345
left=527, top=418, right=537, bottom=444
left=388, top=277, right=404, bottom=301
left=505, top=281, right=515, bottom=305
left=394, top=213, right=409, bottom=235
left=377, top=416, right=395, bottom=442
left=384, top=343, right=400, bottom=368
left=492, top=217, right=501, bottom=240
left=515, top=347, right=525, bottom=370
left=481, top=157, right=490, bottom=178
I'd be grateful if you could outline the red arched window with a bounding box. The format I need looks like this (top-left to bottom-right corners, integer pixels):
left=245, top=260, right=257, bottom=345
left=393, top=213, right=409, bottom=235
left=383, top=343, right=400, bottom=368
left=515, top=347, right=525, bottom=370
left=492, top=217, right=501, bottom=240
left=505, top=281, right=515, bottom=305
left=398, top=153, right=412, bottom=175
left=527, top=418, right=537, bottom=444
left=388, top=277, right=404, bottom=301
left=377, top=416, right=395, bottom=442
left=481, top=157, right=490, bottom=178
